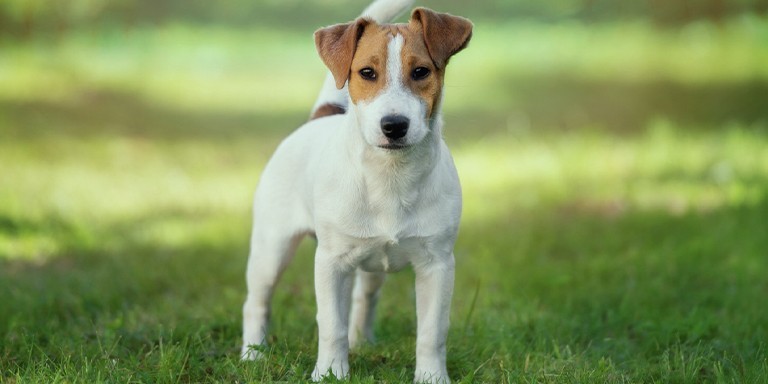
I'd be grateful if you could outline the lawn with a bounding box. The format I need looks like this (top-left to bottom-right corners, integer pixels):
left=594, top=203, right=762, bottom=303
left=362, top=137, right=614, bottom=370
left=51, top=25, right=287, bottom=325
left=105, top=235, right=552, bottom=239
left=1, top=10, right=768, bottom=384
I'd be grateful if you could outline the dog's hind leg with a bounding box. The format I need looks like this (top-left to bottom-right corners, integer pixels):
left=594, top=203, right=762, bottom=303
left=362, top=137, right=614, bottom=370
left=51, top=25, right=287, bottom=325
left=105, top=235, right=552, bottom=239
left=348, top=270, right=386, bottom=348
left=241, top=227, right=304, bottom=360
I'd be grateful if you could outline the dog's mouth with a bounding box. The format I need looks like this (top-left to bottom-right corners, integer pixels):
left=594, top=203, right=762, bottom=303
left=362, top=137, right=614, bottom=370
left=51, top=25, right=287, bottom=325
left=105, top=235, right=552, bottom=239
left=378, top=142, right=410, bottom=150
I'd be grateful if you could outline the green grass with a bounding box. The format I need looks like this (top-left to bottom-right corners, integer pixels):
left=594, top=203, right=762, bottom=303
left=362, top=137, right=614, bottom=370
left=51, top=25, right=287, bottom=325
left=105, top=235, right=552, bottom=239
left=2, top=15, right=768, bottom=383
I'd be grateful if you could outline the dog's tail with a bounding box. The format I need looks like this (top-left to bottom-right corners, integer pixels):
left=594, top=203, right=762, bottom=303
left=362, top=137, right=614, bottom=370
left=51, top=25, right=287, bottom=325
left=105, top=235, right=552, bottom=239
left=309, top=0, right=414, bottom=120
left=361, top=0, right=414, bottom=23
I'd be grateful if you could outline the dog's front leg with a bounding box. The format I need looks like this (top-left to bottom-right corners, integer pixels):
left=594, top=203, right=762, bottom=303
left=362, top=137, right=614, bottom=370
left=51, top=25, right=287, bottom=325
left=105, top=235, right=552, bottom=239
left=413, top=254, right=455, bottom=384
left=312, top=247, right=354, bottom=381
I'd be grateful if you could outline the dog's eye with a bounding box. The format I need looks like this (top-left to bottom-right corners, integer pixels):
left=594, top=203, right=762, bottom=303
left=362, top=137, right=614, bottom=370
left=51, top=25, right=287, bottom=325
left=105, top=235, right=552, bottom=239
left=412, top=67, right=430, bottom=80
left=359, top=67, right=377, bottom=80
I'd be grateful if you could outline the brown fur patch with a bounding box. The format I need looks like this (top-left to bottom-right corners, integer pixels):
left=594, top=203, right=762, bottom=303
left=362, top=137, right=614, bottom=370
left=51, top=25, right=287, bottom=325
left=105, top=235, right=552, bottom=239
left=400, top=23, right=442, bottom=118
left=347, top=24, right=393, bottom=104
left=401, top=9, right=472, bottom=117
left=310, top=103, right=346, bottom=120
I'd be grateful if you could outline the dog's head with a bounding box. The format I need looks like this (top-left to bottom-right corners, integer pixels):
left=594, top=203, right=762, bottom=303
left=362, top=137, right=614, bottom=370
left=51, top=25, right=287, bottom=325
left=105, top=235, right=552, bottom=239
left=315, top=8, right=472, bottom=150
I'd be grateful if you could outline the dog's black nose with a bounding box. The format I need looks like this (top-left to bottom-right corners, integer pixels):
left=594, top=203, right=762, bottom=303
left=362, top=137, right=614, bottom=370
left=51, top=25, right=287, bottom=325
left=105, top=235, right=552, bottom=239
left=380, top=115, right=409, bottom=140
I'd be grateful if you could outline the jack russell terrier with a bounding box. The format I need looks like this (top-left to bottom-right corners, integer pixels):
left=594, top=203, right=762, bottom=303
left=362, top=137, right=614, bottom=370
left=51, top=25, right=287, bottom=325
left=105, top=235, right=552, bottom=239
left=240, top=0, right=472, bottom=382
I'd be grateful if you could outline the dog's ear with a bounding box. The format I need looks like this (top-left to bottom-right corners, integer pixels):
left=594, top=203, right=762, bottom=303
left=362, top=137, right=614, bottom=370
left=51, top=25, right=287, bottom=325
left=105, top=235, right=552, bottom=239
left=410, top=7, right=473, bottom=70
left=315, top=18, right=371, bottom=89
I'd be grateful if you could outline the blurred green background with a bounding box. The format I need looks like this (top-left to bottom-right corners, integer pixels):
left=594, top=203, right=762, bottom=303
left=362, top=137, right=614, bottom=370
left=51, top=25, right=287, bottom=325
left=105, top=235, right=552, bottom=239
left=1, top=0, right=767, bottom=382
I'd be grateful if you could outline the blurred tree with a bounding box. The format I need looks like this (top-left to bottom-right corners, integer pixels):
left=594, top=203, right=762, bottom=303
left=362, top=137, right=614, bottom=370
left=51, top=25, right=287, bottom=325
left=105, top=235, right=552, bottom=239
left=0, top=0, right=108, bottom=37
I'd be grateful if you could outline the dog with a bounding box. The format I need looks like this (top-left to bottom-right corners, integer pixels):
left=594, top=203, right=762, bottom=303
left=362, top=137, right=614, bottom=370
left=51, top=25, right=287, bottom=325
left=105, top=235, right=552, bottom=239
left=240, top=0, right=472, bottom=382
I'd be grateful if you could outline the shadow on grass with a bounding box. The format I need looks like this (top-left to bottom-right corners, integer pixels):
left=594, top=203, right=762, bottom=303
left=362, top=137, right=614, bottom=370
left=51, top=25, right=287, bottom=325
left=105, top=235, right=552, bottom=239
left=522, top=78, right=767, bottom=129
left=0, top=90, right=307, bottom=143
left=448, top=77, right=768, bottom=143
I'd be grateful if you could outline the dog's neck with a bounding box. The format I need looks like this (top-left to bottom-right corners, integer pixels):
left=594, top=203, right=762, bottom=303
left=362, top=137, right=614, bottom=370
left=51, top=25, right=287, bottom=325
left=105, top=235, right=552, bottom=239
left=344, top=111, right=444, bottom=208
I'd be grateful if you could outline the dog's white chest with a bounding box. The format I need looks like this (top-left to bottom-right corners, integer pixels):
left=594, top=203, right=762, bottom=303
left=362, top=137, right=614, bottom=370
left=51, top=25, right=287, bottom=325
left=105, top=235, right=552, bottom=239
left=323, top=187, right=452, bottom=273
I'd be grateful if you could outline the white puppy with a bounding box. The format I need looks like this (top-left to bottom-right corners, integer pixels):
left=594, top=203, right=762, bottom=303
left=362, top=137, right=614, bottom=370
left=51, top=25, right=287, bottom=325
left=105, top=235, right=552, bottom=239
left=241, top=0, right=472, bottom=382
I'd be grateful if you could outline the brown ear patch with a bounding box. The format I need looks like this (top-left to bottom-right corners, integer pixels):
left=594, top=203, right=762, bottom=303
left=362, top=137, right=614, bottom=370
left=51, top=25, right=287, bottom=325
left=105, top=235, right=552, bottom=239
left=314, top=18, right=371, bottom=89
left=310, top=103, right=346, bottom=120
left=410, top=7, right=473, bottom=69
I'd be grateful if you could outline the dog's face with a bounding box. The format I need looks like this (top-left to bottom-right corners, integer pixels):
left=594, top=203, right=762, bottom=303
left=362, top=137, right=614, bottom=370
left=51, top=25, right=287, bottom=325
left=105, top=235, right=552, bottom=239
left=315, top=8, right=472, bottom=150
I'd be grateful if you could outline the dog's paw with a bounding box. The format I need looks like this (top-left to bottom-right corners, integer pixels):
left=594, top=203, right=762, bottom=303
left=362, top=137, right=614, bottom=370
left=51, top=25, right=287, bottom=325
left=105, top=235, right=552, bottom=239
left=413, top=369, right=450, bottom=384
left=311, top=362, right=350, bottom=382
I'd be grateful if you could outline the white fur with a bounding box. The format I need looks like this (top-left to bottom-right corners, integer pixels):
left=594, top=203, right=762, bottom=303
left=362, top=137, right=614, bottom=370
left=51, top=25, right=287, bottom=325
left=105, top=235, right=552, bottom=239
left=242, top=1, right=460, bottom=383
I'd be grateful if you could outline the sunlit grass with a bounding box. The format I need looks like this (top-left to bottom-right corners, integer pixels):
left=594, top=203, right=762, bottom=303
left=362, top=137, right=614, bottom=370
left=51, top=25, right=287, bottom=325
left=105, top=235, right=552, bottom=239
left=458, top=120, right=767, bottom=224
